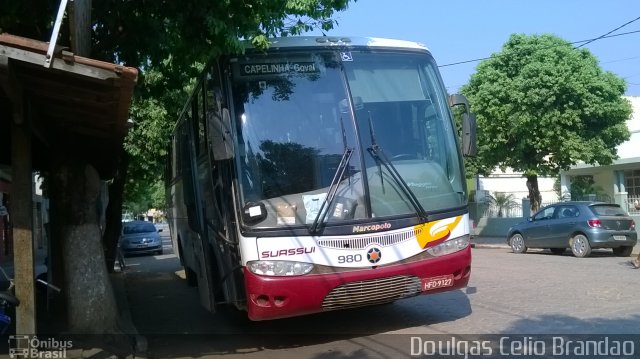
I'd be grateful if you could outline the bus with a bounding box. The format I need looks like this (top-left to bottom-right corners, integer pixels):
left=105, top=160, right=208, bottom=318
left=165, top=36, right=477, bottom=321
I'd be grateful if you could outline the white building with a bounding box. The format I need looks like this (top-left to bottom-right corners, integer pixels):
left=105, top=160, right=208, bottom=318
left=475, top=96, right=639, bottom=213
left=475, top=168, right=558, bottom=204
left=560, top=96, right=640, bottom=214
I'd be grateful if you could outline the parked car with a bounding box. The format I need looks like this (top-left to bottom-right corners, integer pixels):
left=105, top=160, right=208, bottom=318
left=507, top=201, right=637, bottom=258
left=120, top=220, right=163, bottom=256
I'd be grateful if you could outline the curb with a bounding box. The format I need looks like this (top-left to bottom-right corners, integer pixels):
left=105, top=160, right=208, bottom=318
left=471, top=242, right=640, bottom=256
left=471, top=243, right=509, bottom=250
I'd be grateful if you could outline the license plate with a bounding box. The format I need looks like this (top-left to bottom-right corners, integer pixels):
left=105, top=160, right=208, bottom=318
left=136, top=244, right=148, bottom=248
left=421, top=274, right=454, bottom=291
left=613, top=235, right=627, bottom=241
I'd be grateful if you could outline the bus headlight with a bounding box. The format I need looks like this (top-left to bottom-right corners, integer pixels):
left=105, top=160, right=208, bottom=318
left=247, top=260, right=314, bottom=276
left=426, top=235, right=470, bottom=257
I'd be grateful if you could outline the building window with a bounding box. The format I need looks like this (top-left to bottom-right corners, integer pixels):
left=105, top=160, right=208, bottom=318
left=624, top=170, right=640, bottom=196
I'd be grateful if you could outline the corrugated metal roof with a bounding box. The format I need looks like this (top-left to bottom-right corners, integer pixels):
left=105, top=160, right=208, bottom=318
left=0, top=33, right=138, bottom=177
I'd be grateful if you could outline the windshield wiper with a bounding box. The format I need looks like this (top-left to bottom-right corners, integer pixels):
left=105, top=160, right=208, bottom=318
left=366, top=112, right=428, bottom=221
left=309, top=146, right=353, bottom=233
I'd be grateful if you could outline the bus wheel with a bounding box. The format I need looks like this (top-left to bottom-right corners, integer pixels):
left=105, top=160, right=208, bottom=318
left=216, top=303, right=248, bottom=322
left=184, top=266, right=197, bottom=287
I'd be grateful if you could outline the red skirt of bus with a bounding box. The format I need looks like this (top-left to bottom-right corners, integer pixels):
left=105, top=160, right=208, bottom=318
left=243, top=245, right=471, bottom=321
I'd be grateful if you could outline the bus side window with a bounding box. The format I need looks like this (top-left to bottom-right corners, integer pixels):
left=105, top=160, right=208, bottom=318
left=206, top=63, right=233, bottom=160
left=196, top=85, right=207, bottom=157
left=190, top=93, right=200, bottom=155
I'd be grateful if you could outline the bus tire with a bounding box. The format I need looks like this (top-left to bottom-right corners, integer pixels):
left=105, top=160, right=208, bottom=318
left=178, top=239, right=197, bottom=286
left=184, top=266, right=198, bottom=287
left=209, top=245, right=225, bottom=302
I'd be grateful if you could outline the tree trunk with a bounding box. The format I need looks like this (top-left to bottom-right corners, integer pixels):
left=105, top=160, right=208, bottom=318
left=45, top=173, right=68, bottom=332
left=103, top=151, right=128, bottom=273
left=526, top=175, right=542, bottom=213
left=52, top=160, right=118, bottom=334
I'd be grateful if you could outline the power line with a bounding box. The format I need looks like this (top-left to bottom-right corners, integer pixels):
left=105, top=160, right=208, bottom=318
left=601, top=56, right=640, bottom=64
left=575, top=15, right=640, bottom=48
left=439, top=29, right=640, bottom=68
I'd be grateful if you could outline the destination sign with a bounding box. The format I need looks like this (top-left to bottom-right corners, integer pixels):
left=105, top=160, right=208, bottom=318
left=240, top=62, right=318, bottom=76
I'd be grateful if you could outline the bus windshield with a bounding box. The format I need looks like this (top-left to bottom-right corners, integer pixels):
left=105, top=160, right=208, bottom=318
left=230, top=49, right=466, bottom=229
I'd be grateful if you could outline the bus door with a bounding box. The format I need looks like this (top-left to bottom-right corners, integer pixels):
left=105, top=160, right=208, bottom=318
left=201, top=62, right=243, bottom=308
left=184, top=94, right=218, bottom=313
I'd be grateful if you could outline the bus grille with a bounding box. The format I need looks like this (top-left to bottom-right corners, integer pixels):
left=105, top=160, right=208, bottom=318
left=317, top=228, right=418, bottom=249
left=322, top=275, right=422, bottom=311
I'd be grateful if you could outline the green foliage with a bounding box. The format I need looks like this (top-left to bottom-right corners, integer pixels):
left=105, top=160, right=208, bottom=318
left=1, top=0, right=355, bottom=211
left=566, top=175, right=609, bottom=201
left=461, top=34, right=632, bottom=178
left=486, top=192, right=518, bottom=217
left=123, top=178, right=165, bottom=216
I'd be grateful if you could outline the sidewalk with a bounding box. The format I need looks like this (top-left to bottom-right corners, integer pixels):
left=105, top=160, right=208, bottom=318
left=471, top=236, right=640, bottom=255
left=1, top=246, right=145, bottom=358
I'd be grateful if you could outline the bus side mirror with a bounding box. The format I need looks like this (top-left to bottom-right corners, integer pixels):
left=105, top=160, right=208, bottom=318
left=462, top=113, right=477, bottom=157
left=448, top=94, right=478, bottom=157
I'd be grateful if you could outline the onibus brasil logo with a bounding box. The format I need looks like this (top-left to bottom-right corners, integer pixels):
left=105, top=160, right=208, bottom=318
left=8, top=335, right=72, bottom=358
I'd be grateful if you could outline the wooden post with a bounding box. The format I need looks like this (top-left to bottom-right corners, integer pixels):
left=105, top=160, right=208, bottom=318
left=11, top=99, right=36, bottom=335
left=69, top=0, right=92, bottom=57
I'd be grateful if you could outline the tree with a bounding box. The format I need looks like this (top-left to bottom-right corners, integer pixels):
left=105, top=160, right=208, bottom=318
left=486, top=192, right=518, bottom=218
left=123, top=178, right=165, bottom=217
left=566, top=175, right=609, bottom=202
left=461, top=34, right=632, bottom=212
left=1, top=0, right=355, bottom=343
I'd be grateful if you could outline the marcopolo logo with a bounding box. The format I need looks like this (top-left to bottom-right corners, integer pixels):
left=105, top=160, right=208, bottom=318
left=352, top=222, right=392, bottom=233
left=8, top=335, right=73, bottom=358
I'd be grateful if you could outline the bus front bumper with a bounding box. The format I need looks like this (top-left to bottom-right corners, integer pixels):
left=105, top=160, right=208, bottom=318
left=243, top=245, right=471, bottom=321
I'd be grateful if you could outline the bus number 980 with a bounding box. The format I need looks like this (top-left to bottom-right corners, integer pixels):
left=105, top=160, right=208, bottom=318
left=338, top=254, right=362, bottom=263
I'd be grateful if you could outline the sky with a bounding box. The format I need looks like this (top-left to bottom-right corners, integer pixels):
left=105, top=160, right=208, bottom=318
left=312, top=0, right=640, bottom=95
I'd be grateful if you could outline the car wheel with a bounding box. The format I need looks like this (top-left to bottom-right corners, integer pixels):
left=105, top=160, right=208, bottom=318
left=612, top=246, right=633, bottom=257
left=570, top=234, right=591, bottom=258
left=549, top=248, right=565, bottom=255
left=509, top=233, right=527, bottom=253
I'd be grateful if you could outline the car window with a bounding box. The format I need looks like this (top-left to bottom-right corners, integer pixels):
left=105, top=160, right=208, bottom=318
left=534, top=206, right=555, bottom=221
left=123, top=222, right=157, bottom=234
left=590, top=205, right=626, bottom=216
left=559, top=206, right=579, bottom=218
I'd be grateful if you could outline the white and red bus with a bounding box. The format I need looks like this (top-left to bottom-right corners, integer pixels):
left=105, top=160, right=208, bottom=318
left=165, top=36, right=477, bottom=321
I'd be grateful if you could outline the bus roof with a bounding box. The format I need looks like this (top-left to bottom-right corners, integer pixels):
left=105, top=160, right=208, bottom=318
left=245, top=36, right=429, bottom=52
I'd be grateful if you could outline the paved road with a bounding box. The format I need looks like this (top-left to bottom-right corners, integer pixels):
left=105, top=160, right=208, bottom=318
left=472, top=235, right=640, bottom=255
left=121, top=237, right=640, bottom=359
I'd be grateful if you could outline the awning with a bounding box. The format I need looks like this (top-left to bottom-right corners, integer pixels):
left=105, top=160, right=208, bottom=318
left=0, top=33, right=138, bottom=177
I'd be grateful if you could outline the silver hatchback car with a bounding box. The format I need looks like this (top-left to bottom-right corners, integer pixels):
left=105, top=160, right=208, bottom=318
left=120, top=220, right=163, bottom=256
left=507, top=201, right=637, bottom=258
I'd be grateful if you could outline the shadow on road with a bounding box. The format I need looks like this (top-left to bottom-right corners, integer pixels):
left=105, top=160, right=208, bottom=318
left=122, top=241, right=472, bottom=358
left=504, top=313, right=640, bottom=335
